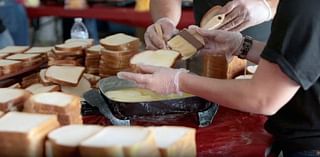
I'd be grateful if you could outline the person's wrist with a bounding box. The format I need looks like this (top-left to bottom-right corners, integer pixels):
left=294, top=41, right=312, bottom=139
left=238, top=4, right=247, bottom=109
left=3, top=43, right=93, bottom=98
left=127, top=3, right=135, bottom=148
left=173, top=69, right=189, bottom=95
left=156, top=17, right=177, bottom=27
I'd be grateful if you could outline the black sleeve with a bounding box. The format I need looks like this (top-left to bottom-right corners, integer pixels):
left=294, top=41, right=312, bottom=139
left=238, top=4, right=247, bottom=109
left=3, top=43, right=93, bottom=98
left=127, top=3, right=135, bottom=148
left=260, top=0, right=320, bottom=90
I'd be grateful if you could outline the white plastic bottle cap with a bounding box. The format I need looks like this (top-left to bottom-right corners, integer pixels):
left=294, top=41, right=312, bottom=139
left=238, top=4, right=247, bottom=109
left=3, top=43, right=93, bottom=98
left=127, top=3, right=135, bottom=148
left=75, top=18, right=83, bottom=22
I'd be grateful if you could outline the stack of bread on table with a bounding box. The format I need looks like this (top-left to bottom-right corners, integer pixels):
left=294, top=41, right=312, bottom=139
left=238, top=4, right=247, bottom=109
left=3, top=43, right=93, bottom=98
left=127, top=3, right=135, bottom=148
left=85, top=45, right=102, bottom=75
left=48, top=39, right=93, bottom=66
left=99, top=33, right=141, bottom=77
left=0, top=46, right=50, bottom=77
left=0, top=113, right=196, bottom=157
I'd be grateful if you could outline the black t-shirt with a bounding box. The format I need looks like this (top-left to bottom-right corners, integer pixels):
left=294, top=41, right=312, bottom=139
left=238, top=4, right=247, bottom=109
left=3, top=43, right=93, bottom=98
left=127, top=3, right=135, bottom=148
left=261, top=0, right=320, bottom=152
left=193, top=0, right=271, bottom=41
left=0, top=19, right=5, bottom=33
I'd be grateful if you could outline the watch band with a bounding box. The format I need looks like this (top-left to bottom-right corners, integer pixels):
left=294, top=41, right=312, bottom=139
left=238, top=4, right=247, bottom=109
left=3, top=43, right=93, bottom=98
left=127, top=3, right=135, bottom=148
left=238, top=35, right=253, bottom=59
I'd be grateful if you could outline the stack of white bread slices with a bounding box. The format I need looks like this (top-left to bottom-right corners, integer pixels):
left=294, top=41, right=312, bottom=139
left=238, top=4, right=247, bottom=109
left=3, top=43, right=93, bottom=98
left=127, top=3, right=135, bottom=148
left=24, top=92, right=82, bottom=125
left=0, top=112, right=60, bottom=157
left=44, top=125, right=196, bottom=157
left=0, top=88, right=31, bottom=112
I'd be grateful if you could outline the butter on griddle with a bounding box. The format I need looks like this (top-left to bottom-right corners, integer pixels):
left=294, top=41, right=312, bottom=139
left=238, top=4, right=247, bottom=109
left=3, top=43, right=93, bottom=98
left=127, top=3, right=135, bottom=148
left=104, top=88, right=192, bottom=103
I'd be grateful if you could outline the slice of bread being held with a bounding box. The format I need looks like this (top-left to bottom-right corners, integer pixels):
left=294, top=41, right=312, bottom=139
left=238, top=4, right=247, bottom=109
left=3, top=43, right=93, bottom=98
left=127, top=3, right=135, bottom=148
left=79, top=126, right=160, bottom=157
left=46, top=124, right=103, bottom=157
left=45, top=66, right=85, bottom=86
left=130, top=50, right=180, bottom=68
left=150, top=126, right=196, bottom=157
left=0, top=88, right=31, bottom=112
left=0, top=112, right=60, bottom=157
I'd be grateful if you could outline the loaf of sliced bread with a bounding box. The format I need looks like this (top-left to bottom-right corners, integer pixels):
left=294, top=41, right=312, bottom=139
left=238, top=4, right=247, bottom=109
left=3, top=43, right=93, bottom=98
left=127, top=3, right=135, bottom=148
left=25, top=83, right=60, bottom=94
left=130, top=50, right=179, bottom=67
left=80, top=126, right=160, bottom=157
left=61, top=77, right=91, bottom=97
left=150, top=126, right=196, bottom=157
left=24, top=92, right=80, bottom=114
left=0, top=88, right=31, bottom=112
left=0, top=112, right=60, bottom=157
left=24, top=92, right=82, bottom=125
left=0, top=46, right=29, bottom=54
left=45, top=66, right=85, bottom=86
left=46, top=124, right=103, bottom=157
left=100, top=33, right=140, bottom=51
left=0, top=59, right=23, bottom=75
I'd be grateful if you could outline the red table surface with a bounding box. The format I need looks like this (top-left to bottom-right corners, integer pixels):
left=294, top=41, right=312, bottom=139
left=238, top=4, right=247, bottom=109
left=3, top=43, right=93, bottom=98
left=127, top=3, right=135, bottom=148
left=26, top=5, right=195, bottom=29
left=83, top=106, right=272, bottom=157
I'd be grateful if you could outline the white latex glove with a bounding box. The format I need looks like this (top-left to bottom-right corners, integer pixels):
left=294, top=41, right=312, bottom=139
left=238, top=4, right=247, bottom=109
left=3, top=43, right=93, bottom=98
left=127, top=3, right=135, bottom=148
left=217, top=0, right=272, bottom=31
left=144, top=17, right=179, bottom=50
left=192, top=26, right=243, bottom=59
left=117, top=65, right=188, bottom=95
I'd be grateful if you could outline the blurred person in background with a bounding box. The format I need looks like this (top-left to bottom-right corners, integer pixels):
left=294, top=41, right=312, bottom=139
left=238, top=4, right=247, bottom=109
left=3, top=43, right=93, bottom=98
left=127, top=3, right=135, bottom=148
left=0, top=19, right=14, bottom=49
left=0, top=0, right=30, bottom=46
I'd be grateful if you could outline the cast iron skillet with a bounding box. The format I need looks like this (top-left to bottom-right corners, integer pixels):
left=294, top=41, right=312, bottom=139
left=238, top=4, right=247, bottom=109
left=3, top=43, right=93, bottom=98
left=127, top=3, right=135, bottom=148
left=98, top=76, right=212, bottom=120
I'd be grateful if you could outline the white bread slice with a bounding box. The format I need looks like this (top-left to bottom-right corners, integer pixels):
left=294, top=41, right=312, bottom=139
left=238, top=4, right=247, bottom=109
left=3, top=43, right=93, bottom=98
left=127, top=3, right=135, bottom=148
left=24, top=92, right=80, bottom=114
left=55, top=42, right=84, bottom=51
left=39, top=69, right=52, bottom=85
left=61, top=77, right=91, bottom=97
left=80, top=126, right=160, bottom=157
left=100, top=33, right=140, bottom=51
left=25, top=47, right=53, bottom=54
left=0, top=88, right=31, bottom=112
left=6, top=53, right=42, bottom=61
left=0, top=46, right=29, bottom=54
left=0, top=111, right=3, bottom=117
left=0, top=112, right=60, bottom=157
left=25, top=83, right=60, bottom=94
left=130, top=50, right=179, bottom=67
left=45, top=66, right=85, bottom=86
left=150, top=126, right=196, bottom=157
left=86, top=45, right=102, bottom=54
left=46, top=125, right=103, bottom=157
left=65, top=38, right=94, bottom=48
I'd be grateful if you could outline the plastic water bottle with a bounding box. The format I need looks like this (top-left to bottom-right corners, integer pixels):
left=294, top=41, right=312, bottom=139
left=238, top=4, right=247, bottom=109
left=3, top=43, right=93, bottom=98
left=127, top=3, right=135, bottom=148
left=70, top=18, right=89, bottom=39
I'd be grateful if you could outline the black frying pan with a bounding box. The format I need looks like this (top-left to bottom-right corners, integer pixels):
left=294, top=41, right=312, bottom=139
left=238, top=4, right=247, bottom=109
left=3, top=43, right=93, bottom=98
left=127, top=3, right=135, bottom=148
left=98, top=76, right=213, bottom=120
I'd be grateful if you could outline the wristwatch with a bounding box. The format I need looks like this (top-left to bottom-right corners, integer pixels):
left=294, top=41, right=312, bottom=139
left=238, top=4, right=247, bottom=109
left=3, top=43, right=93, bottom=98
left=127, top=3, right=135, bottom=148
left=238, top=35, right=253, bottom=59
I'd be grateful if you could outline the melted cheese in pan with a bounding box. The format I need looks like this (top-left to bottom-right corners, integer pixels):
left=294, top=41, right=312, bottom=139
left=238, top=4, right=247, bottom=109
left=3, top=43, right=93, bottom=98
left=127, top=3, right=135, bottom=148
left=104, top=88, right=192, bottom=103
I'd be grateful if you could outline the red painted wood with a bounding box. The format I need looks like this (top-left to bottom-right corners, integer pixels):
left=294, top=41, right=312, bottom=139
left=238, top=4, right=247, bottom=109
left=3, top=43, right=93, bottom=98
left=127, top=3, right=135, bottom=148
left=83, top=107, right=272, bottom=157
left=25, top=5, right=195, bottom=29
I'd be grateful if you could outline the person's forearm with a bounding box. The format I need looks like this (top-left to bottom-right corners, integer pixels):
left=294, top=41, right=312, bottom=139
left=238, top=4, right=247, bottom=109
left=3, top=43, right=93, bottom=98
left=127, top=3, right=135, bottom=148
left=242, top=40, right=266, bottom=64
left=150, top=0, right=182, bottom=26
left=179, top=73, right=266, bottom=114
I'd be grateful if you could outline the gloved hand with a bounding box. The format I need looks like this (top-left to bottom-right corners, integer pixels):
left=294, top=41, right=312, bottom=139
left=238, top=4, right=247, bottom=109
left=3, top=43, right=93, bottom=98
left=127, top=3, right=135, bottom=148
left=144, top=17, right=179, bottom=50
left=117, top=65, right=188, bottom=95
left=217, top=0, right=272, bottom=31
left=191, top=26, right=243, bottom=59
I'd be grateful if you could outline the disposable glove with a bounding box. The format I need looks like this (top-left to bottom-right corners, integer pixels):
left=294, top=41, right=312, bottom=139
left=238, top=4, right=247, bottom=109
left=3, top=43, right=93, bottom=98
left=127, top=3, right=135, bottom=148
left=217, top=0, right=272, bottom=31
left=117, top=65, right=188, bottom=95
left=191, top=26, right=244, bottom=60
left=144, top=18, right=179, bottom=50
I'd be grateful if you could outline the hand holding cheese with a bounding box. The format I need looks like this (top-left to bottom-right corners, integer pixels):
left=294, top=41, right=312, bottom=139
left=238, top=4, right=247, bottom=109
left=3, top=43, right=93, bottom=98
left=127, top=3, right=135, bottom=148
left=118, top=65, right=188, bottom=95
